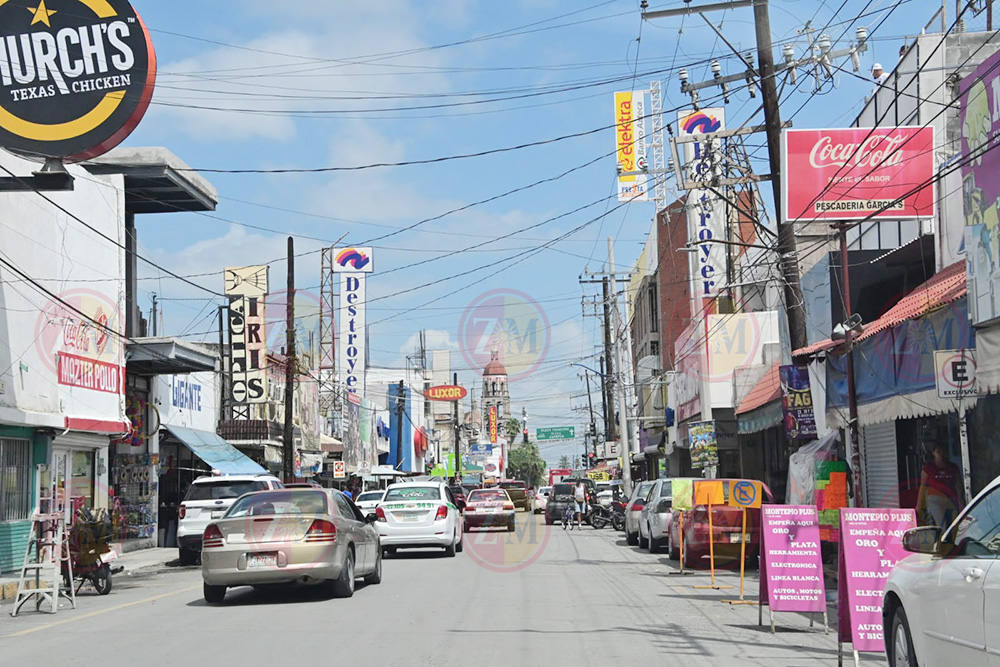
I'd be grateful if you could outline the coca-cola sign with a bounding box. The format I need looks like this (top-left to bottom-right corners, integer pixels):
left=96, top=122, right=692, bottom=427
left=783, top=126, right=935, bottom=222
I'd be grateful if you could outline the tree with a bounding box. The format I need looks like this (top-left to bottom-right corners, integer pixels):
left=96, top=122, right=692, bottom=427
left=507, top=442, right=546, bottom=487
left=504, top=416, right=522, bottom=442
left=558, top=454, right=571, bottom=469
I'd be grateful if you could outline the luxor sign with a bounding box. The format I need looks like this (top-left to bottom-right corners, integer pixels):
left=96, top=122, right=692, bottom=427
left=425, top=384, right=467, bottom=401
left=0, top=0, right=157, bottom=160
left=783, top=127, right=935, bottom=221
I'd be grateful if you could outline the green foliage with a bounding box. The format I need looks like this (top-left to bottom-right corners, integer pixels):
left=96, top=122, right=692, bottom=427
left=558, top=454, right=571, bottom=469
left=507, top=442, right=546, bottom=487
left=504, top=416, right=522, bottom=441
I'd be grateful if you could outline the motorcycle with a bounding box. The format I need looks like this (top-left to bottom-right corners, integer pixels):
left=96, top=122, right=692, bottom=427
left=62, top=507, right=122, bottom=595
left=587, top=503, right=613, bottom=530
left=609, top=500, right=626, bottom=532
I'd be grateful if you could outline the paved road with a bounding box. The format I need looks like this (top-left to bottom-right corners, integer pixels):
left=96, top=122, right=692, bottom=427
left=0, top=513, right=880, bottom=665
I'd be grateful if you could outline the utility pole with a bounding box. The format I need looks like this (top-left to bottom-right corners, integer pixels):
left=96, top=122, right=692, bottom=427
left=453, top=372, right=462, bottom=484
left=217, top=305, right=228, bottom=421
left=394, top=380, right=406, bottom=470
left=283, top=236, right=296, bottom=482
left=837, top=225, right=863, bottom=508
left=582, top=371, right=597, bottom=460
left=753, top=0, right=807, bottom=352
left=602, top=277, right=616, bottom=440
left=608, top=238, right=632, bottom=497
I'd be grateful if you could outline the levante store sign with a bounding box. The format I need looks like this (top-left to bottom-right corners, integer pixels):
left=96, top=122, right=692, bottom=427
left=0, top=0, right=156, bottom=159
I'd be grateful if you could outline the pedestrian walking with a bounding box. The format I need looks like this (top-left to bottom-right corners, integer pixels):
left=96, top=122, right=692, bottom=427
left=917, top=443, right=962, bottom=529
left=573, top=481, right=587, bottom=530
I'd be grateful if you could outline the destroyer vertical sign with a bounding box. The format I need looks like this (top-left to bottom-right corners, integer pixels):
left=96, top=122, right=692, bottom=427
left=225, top=266, right=268, bottom=420
left=334, top=248, right=373, bottom=396
left=0, top=0, right=157, bottom=160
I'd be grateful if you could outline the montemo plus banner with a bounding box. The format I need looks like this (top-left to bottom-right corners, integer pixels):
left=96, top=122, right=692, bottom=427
left=333, top=247, right=373, bottom=396
left=0, top=0, right=157, bottom=160
left=783, top=126, right=935, bottom=221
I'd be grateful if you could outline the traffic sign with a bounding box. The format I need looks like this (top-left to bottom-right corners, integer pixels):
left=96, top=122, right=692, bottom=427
left=935, top=350, right=978, bottom=398
left=729, top=480, right=763, bottom=509
left=536, top=426, right=575, bottom=441
left=333, top=461, right=346, bottom=479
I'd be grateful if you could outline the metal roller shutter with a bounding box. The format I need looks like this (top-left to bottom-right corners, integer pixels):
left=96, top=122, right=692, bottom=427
left=861, top=422, right=899, bottom=507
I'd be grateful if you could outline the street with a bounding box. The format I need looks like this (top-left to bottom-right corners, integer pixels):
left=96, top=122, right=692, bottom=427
left=0, top=514, right=877, bottom=666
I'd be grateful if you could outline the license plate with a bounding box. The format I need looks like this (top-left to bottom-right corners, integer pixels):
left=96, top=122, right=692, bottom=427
left=729, top=533, right=750, bottom=543
left=247, top=553, right=277, bottom=568
left=400, top=514, right=420, bottom=522
left=211, top=510, right=224, bottom=519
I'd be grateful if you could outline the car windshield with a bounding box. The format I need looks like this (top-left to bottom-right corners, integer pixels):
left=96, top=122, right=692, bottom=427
left=469, top=490, right=507, bottom=502
left=499, top=482, right=525, bottom=489
left=552, top=484, right=573, bottom=495
left=225, top=490, right=329, bottom=518
left=184, top=480, right=268, bottom=501
left=634, top=483, right=654, bottom=499
left=384, top=486, right=440, bottom=502
left=356, top=492, right=384, bottom=503
left=539, top=487, right=552, bottom=494
left=658, top=483, right=672, bottom=497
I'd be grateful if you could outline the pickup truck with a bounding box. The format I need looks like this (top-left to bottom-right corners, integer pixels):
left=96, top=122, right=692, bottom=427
left=498, top=480, right=531, bottom=512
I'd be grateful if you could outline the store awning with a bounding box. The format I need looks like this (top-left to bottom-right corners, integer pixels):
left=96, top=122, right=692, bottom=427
left=126, top=337, right=216, bottom=376
left=320, top=433, right=343, bottom=453
left=163, top=425, right=265, bottom=475
left=794, top=261, right=968, bottom=359
left=736, top=363, right=784, bottom=434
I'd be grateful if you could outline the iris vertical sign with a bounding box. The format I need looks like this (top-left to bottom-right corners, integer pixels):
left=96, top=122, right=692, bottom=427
left=334, top=247, right=373, bottom=396
left=224, top=266, right=269, bottom=420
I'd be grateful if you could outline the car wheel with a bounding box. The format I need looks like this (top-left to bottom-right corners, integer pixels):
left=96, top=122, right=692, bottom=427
left=179, top=547, right=199, bottom=566
left=638, top=530, right=649, bottom=549
left=507, top=521, right=515, bottom=532
left=890, top=606, right=919, bottom=667
left=203, top=583, right=226, bottom=604
left=364, top=548, right=382, bottom=585
left=444, top=534, right=457, bottom=557
left=683, top=542, right=700, bottom=569
left=545, top=515, right=554, bottom=525
left=456, top=533, right=464, bottom=553
left=649, top=532, right=661, bottom=554
left=668, top=532, right=680, bottom=561
left=463, top=522, right=470, bottom=533
left=331, top=549, right=355, bottom=598
left=626, top=528, right=638, bottom=546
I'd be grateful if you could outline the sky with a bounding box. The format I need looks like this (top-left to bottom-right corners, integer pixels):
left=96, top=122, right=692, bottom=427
left=121, top=0, right=956, bottom=467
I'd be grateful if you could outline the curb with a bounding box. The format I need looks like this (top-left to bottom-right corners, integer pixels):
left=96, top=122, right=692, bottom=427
left=1, top=579, right=52, bottom=601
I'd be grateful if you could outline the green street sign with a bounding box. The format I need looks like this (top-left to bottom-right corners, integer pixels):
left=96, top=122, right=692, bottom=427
left=536, top=426, right=575, bottom=441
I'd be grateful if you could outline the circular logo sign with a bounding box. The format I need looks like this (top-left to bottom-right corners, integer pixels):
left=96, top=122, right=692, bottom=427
left=465, top=519, right=551, bottom=574
left=458, top=289, right=551, bottom=381
left=0, top=0, right=156, bottom=160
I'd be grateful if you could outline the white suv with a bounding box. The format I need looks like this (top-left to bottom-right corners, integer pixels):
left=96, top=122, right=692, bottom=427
left=177, top=474, right=283, bottom=565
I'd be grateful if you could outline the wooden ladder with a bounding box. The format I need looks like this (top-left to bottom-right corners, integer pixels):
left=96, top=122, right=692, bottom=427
left=10, top=513, right=77, bottom=616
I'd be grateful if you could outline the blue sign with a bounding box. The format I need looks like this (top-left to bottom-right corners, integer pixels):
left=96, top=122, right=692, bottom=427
left=172, top=377, right=203, bottom=411
left=469, top=444, right=493, bottom=456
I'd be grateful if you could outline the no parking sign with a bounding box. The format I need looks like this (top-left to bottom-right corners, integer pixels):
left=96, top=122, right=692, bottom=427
left=729, top=480, right=762, bottom=509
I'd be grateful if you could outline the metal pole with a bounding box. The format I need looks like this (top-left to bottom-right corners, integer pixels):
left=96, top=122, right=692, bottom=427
left=958, top=402, right=973, bottom=505
left=583, top=371, right=597, bottom=460
left=609, top=238, right=632, bottom=497
left=283, top=237, right=296, bottom=482
left=218, top=305, right=228, bottom=421
left=839, top=225, right=863, bottom=507
left=602, top=277, right=616, bottom=441
left=454, top=372, right=462, bottom=484
left=753, top=0, right=807, bottom=352
left=395, top=380, right=405, bottom=470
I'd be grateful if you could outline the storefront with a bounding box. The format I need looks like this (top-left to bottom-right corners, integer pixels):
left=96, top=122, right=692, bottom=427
left=49, top=432, right=111, bottom=521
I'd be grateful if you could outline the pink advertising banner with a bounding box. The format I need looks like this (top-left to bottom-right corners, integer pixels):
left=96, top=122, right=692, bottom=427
left=759, top=505, right=826, bottom=613
left=837, top=508, right=917, bottom=652
left=783, top=126, right=935, bottom=222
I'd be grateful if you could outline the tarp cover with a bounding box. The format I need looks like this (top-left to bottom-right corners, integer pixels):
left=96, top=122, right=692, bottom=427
left=164, top=425, right=265, bottom=475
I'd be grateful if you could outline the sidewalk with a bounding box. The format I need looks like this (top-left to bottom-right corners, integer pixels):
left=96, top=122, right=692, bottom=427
left=0, top=547, right=178, bottom=601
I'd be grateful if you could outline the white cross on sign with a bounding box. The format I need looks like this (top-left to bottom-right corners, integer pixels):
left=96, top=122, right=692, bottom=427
left=934, top=350, right=977, bottom=399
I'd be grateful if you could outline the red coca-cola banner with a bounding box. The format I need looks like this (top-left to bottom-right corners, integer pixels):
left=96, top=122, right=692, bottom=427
left=783, top=126, right=935, bottom=221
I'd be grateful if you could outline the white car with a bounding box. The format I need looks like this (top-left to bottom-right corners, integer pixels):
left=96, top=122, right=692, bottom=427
left=624, top=481, right=656, bottom=546
left=374, top=481, right=464, bottom=557
left=534, top=486, right=552, bottom=514
left=883, top=474, right=1000, bottom=667
left=355, top=489, right=386, bottom=517
left=177, top=473, right=284, bottom=565
left=638, top=479, right=673, bottom=553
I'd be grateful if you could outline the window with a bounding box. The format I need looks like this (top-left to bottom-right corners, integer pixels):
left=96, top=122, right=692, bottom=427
left=949, top=485, right=1000, bottom=558
left=384, top=486, right=440, bottom=502
left=226, top=490, right=329, bottom=518
left=658, top=482, right=673, bottom=498
left=357, top=491, right=384, bottom=503
left=649, top=285, right=659, bottom=333
left=1, top=438, right=32, bottom=523
left=184, top=480, right=268, bottom=501
left=332, top=493, right=356, bottom=519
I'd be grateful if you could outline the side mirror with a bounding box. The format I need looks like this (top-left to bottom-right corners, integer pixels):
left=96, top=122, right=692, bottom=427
left=632, top=498, right=645, bottom=509
left=901, top=526, right=942, bottom=555
left=456, top=499, right=466, bottom=513
left=366, top=513, right=378, bottom=524
left=655, top=499, right=671, bottom=514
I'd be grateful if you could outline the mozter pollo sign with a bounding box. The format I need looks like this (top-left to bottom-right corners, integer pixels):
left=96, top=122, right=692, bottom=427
left=783, top=127, right=934, bottom=221
left=0, top=0, right=156, bottom=160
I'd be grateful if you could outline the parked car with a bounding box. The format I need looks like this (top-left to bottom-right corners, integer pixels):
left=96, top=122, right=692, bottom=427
left=375, top=481, right=464, bottom=556
left=178, top=473, right=283, bottom=565
left=498, top=480, right=531, bottom=512
left=200, top=488, right=381, bottom=603
left=638, top=479, right=673, bottom=553
left=463, top=488, right=516, bottom=532
left=354, top=489, right=386, bottom=517
left=624, top=481, right=656, bottom=546
left=883, top=474, right=1000, bottom=667
left=283, top=481, right=322, bottom=489
left=544, top=483, right=575, bottom=525
left=596, top=480, right=624, bottom=507
left=448, top=485, right=468, bottom=507
left=666, top=479, right=771, bottom=567
left=534, top=486, right=552, bottom=515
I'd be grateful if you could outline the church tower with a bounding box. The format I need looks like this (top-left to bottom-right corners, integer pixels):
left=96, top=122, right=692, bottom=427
left=482, top=349, right=510, bottom=424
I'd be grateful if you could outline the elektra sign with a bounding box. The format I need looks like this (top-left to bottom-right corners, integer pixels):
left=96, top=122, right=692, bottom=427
left=0, top=0, right=157, bottom=160
left=334, top=248, right=374, bottom=395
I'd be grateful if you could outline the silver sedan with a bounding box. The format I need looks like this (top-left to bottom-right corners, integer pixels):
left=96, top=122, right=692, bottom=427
left=638, top=479, right=673, bottom=553
left=624, top=481, right=656, bottom=546
left=201, top=489, right=381, bottom=603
